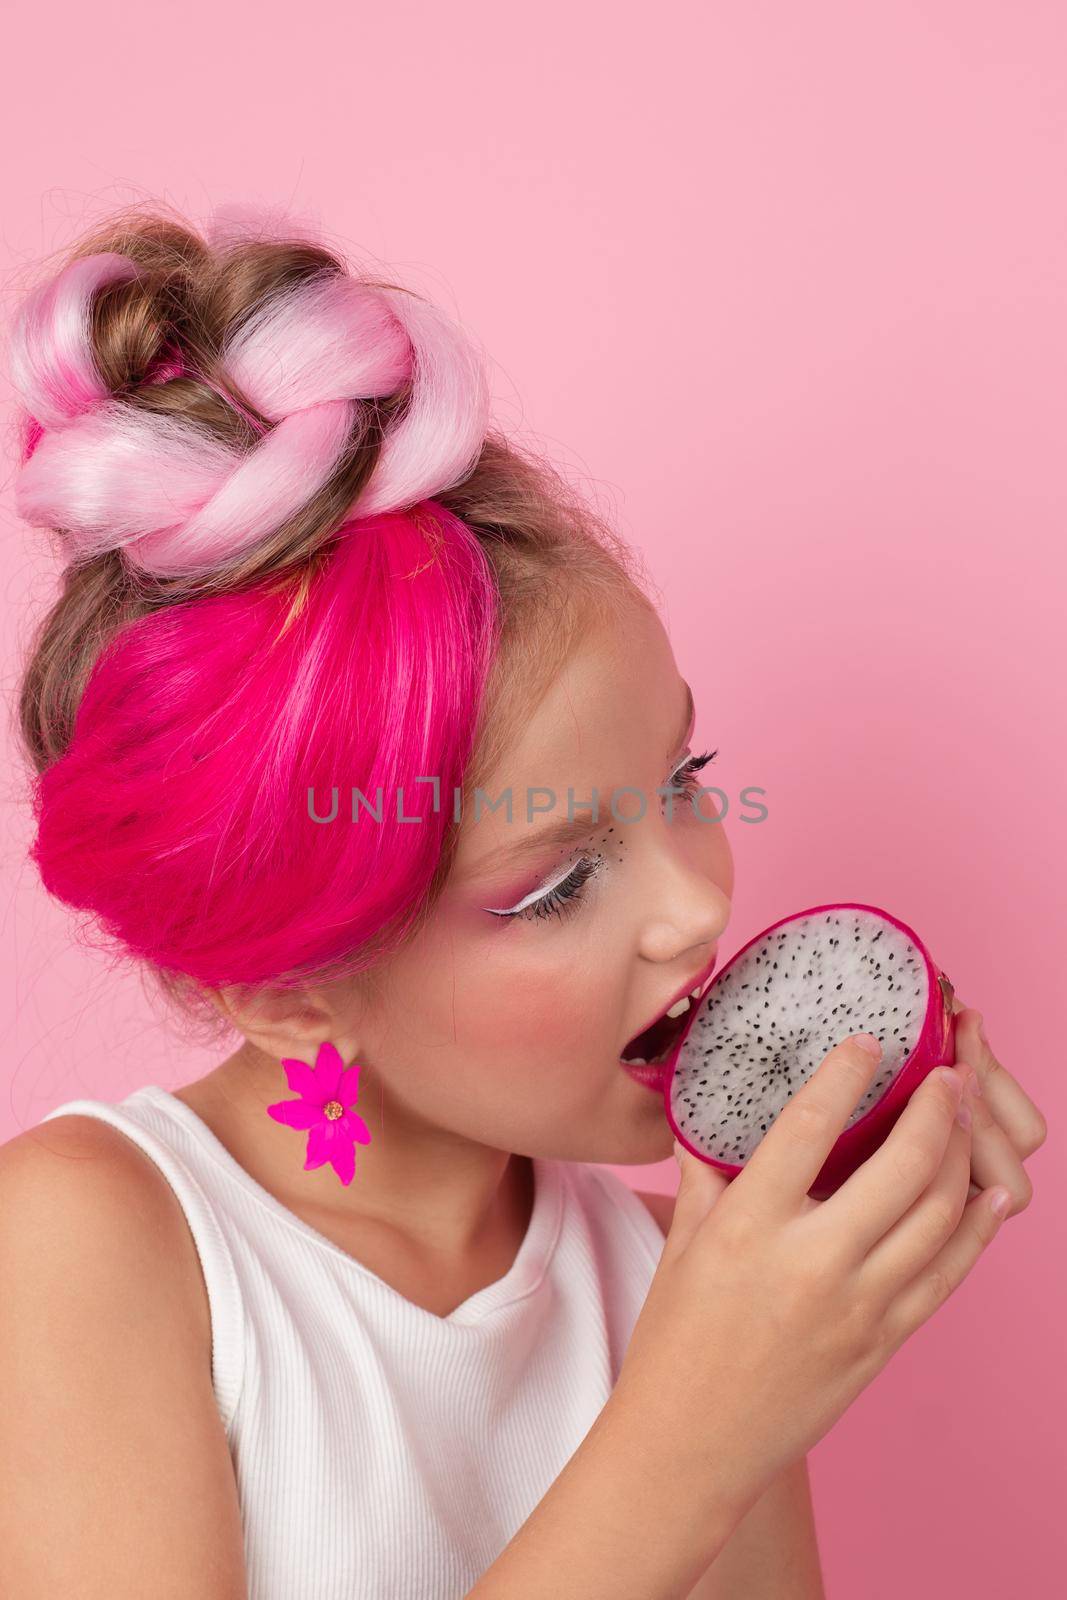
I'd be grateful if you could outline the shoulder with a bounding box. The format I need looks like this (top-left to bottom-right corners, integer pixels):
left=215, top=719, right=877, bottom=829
left=1, top=1108, right=180, bottom=1219
left=633, top=1188, right=676, bottom=1237
left=0, top=1113, right=211, bottom=1352
left=0, top=1116, right=245, bottom=1588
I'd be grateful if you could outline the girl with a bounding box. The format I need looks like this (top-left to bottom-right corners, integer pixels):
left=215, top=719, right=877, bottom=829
left=0, top=204, right=1045, bottom=1600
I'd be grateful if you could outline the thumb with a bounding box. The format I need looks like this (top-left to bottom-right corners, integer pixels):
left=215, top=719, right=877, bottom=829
left=662, top=1139, right=730, bottom=1262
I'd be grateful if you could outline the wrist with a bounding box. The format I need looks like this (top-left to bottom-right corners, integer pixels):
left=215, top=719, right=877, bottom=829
left=578, top=1393, right=750, bottom=1590
left=606, top=1369, right=770, bottom=1527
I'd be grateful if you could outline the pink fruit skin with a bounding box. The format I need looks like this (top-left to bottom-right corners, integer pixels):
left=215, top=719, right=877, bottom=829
left=663, top=902, right=958, bottom=1201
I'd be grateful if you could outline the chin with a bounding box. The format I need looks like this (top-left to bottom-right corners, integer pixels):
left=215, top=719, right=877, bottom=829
left=574, top=1112, right=676, bottom=1168
left=524, top=1072, right=677, bottom=1165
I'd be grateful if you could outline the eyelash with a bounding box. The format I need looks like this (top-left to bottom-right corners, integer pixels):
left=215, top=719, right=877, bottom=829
left=503, top=750, right=718, bottom=924
left=665, top=748, right=718, bottom=798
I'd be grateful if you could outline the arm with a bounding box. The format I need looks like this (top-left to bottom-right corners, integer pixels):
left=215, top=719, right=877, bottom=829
left=471, top=1185, right=823, bottom=1599
left=0, top=1117, right=247, bottom=1598
left=685, top=1456, right=823, bottom=1599
left=635, top=1190, right=825, bottom=1600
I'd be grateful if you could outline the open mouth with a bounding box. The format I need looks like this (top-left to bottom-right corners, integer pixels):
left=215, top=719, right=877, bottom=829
left=619, top=965, right=716, bottom=1066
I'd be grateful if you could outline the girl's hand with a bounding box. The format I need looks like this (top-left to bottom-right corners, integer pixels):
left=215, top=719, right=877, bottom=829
left=950, top=1001, right=1047, bottom=1213
left=611, top=1035, right=1008, bottom=1535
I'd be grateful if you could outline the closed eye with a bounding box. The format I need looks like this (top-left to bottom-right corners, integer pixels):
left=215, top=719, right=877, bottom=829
left=484, top=856, right=602, bottom=922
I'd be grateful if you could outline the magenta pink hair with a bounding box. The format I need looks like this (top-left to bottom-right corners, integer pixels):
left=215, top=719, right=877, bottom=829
left=28, top=498, right=500, bottom=987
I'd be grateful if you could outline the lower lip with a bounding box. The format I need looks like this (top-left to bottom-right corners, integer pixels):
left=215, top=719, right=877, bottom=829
left=619, top=1057, right=672, bottom=1092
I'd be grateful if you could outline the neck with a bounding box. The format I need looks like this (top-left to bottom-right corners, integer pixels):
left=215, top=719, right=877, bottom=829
left=180, top=1041, right=533, bottom=1262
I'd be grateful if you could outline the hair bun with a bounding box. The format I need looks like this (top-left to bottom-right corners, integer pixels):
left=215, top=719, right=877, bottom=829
left=8, top=222, right=491, bottom=579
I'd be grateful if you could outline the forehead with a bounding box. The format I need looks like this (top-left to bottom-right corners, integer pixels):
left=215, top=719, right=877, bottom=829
left=450, top=602, right=681, bottom=873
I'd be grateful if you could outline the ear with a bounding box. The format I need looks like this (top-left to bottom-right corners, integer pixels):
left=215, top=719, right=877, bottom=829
left=204, top=982, right=359, bottom=1066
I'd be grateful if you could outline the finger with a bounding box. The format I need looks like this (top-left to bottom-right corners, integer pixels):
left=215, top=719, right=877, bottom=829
left=949, top=1004, right=985, bottom=1204
left=884, top=1184, right=1011, bottom=1342
left=858, top=1107, right=973, bottom=1296
left=812, top=1063, right=968, bottom=1258
left=954, top=1009, right=1048, bottom=1160
left=660, top=1140, right=731, bottom=1264
left=736, top=1034, right=886, bottom=1218
left=955, top=1052, right=1035, bottom=1216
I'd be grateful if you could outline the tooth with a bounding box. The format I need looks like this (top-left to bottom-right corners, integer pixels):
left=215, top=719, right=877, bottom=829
left=690, top=987, right=701, bottom=998
left=626, top=1056, right=648, bottom=1065
left=666, top=996, right=691, bottom=1019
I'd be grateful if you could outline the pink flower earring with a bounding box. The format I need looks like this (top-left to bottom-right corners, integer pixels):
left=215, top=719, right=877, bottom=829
left=266, top=1039, right=372, bottom=1187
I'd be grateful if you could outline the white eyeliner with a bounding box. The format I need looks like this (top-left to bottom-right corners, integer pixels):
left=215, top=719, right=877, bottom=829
left=483, top=858, right=583, bottom=917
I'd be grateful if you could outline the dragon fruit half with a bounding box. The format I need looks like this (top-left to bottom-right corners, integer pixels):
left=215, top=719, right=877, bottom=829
left=664, top=903, right=958, bottom=1199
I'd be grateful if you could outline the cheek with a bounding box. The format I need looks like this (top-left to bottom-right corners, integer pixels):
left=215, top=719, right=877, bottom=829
left=387, top=922, right=591, bottom=1055
left=397, top=886, right=627, bottom=1064
left=456, top=968, right=593, bottom=1054
left=423, top=945, right=616, bottom=1065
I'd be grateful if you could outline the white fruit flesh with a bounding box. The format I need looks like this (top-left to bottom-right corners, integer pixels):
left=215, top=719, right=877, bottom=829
left=670, top=909, right=930, bottom=1164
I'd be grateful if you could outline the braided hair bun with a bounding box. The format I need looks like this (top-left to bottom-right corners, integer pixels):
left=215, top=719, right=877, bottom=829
left=9, top=206, right=489, bottom=583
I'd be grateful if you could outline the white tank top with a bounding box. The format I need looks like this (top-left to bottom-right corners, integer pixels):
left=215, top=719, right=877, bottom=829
left=39, top=1085, right=667, bottom=1599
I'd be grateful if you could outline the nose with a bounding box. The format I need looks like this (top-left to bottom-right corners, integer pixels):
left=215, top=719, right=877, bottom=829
left=637, top=862, right=731, bottom=967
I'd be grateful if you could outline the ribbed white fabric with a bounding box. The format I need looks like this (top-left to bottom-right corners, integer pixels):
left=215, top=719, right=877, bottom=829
left=39, top=1085, right=668, bottom=1599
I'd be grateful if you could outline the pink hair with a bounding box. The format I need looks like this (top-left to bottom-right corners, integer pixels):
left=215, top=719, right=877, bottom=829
left=28, top=498, right=500, bottom=988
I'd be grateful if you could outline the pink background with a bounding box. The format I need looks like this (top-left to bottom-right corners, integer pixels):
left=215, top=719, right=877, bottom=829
left=1, top=3, right=1063, bottom=1594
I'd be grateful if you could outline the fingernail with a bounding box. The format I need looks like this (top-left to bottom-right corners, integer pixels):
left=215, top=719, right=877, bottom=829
left=854, top=1033, right=882, bottom=1058
left=977, top=1018, right=990, bottom=1047
left=990, top=1187, right=1011, bottom=1218
left=967, top=1066, right=983, bottom=1098
left=673, top=1140, right=685, bottom=1167
left=956, top=1099, right=972, bottom=1130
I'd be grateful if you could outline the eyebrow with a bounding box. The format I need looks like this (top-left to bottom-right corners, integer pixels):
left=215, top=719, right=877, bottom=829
left=472, top=680, right=696, bottom=874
